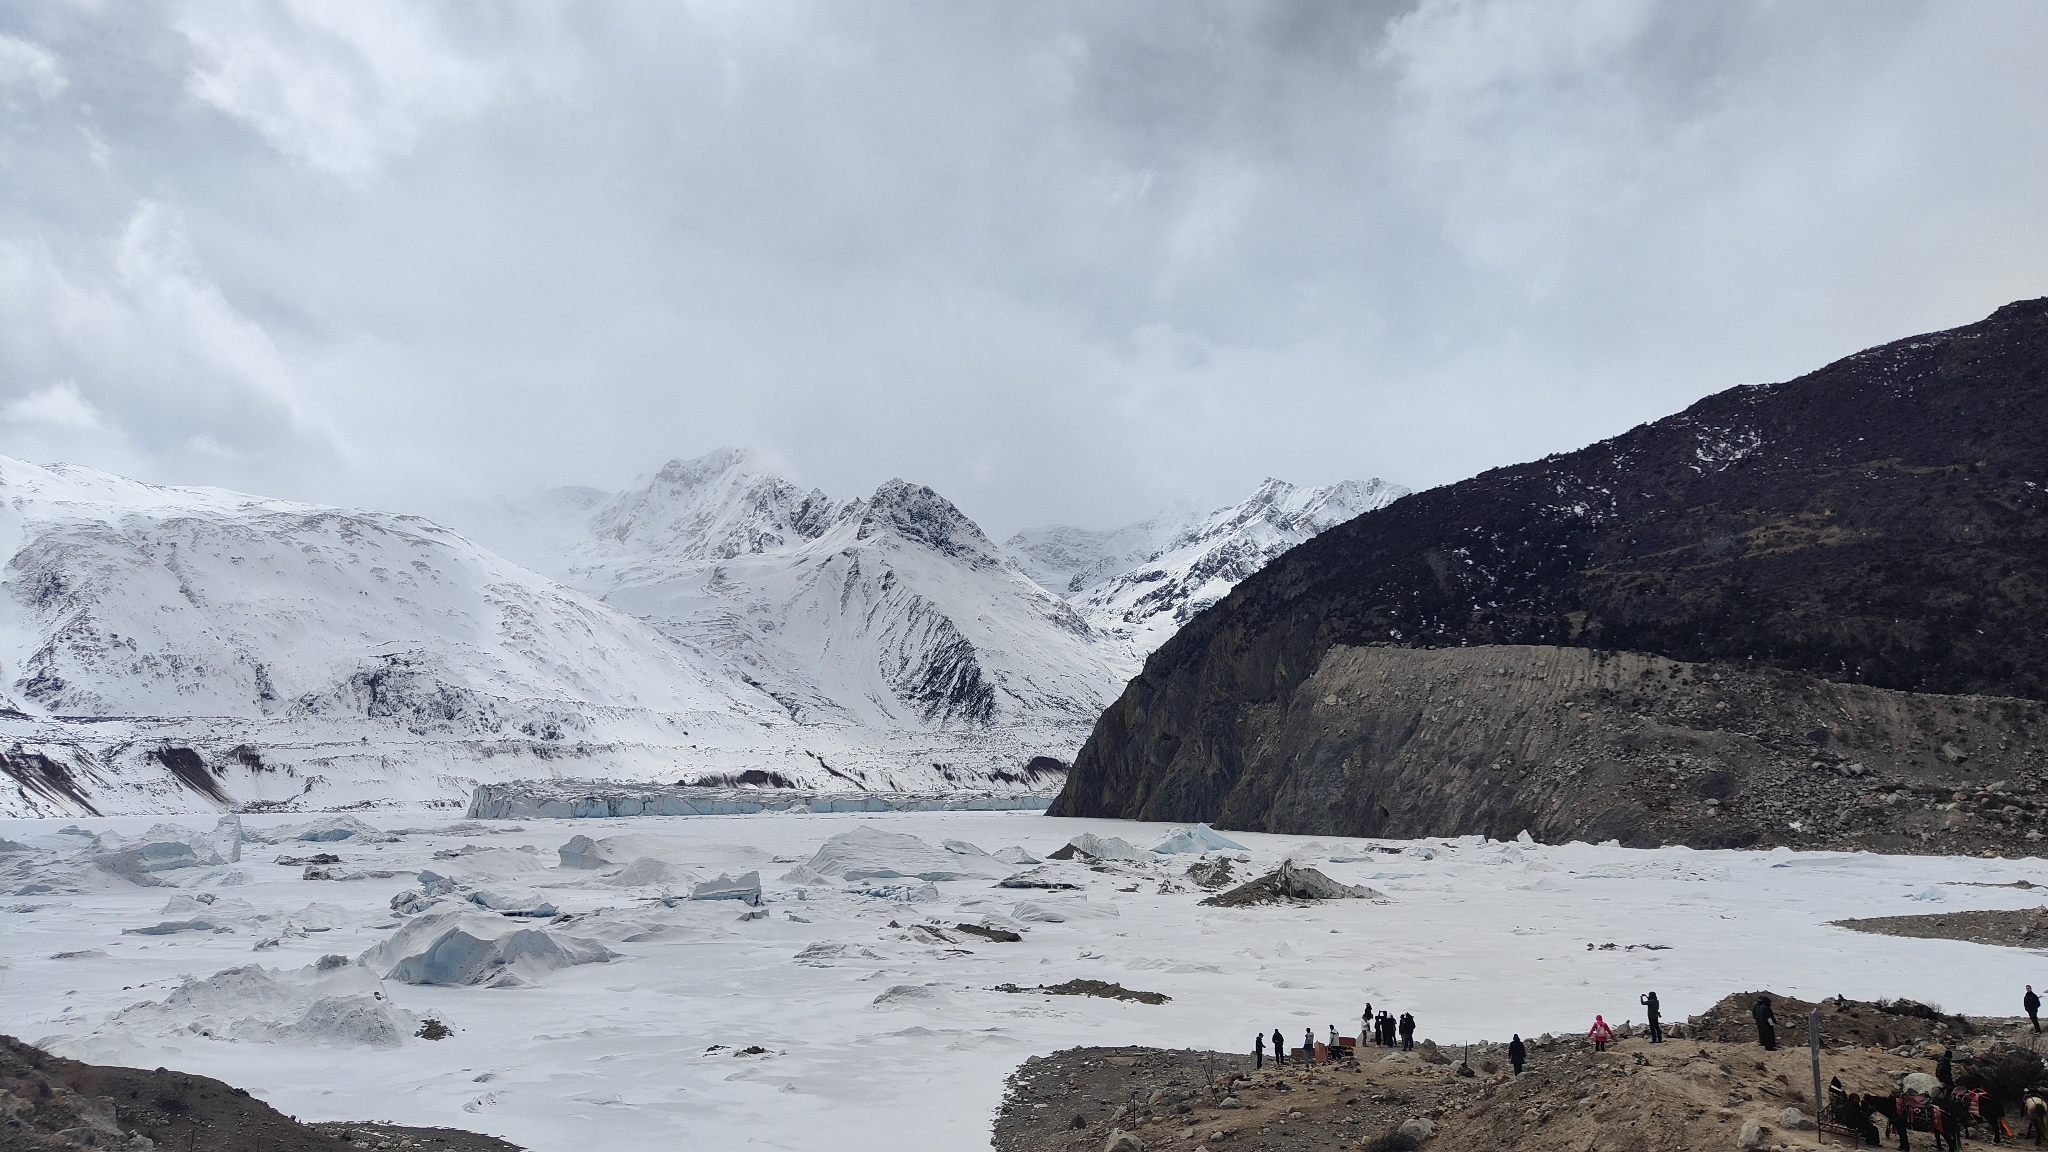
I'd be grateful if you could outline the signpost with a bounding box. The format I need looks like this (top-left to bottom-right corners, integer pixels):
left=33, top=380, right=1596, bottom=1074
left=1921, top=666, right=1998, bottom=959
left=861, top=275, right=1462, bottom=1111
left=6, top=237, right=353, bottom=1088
left=1810, top=1008, right=1826, bottom=1145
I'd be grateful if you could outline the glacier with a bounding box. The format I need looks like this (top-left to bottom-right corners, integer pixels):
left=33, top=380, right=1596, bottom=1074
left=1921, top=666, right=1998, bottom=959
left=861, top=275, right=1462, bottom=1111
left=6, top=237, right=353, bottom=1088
left=4, top=806, right=2043, bottom=1152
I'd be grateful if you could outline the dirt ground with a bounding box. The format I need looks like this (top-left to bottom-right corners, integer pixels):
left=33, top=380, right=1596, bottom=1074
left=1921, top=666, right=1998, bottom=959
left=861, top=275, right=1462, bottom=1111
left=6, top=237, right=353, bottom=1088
left=990, top=995, right=2048, bottom=1152
left=1834, top=907, right=2048, bottom=949
left=0, top=1034, right=520, bottom=1152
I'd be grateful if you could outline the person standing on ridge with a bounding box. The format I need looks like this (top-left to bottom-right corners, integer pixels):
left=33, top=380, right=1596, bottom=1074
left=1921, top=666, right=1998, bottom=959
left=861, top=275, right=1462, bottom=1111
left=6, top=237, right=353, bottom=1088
left=1640, top=992, right=1663, bottom=1043
left=1752, top=995, right=1778, bottom=1051
left=1254, top=1031, right=1265, bottom=1070
left=1304, top=1027, right=1316, bottom=1061
left=1508, top=1034, right=1527, bottom=1075
left=1399, top=1012, right=1416, bottom=1051
left=2027, top=985, right=2042, bottom=1034
left=1361, top=1005, right=1372, bottom=1045
left=1273, top=1027, right=1286, bottom=1066
left=1589, top=1015, right=1615, bottom=1052
left=1936, top=1048, right=1954, bottom=1091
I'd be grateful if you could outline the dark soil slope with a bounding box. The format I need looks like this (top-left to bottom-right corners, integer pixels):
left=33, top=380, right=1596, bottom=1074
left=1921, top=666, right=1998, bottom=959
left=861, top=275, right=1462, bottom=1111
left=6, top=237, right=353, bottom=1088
left=1057, top=299, right=2048, bottom=838
left=0, top=1034, right=518, bottom=1152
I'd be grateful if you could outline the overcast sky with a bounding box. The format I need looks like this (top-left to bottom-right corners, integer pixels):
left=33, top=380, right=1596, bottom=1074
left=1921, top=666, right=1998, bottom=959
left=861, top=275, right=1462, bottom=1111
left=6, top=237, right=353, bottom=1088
left=2, top=1, right=2044, bottom=539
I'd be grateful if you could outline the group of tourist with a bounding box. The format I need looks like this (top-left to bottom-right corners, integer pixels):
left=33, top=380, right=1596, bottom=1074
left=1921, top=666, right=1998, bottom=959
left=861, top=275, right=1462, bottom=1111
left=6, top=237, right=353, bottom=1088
left=1251, top=992, right=1673, bottom=1073
left=1248, top=1004, right=1417, bottom=1069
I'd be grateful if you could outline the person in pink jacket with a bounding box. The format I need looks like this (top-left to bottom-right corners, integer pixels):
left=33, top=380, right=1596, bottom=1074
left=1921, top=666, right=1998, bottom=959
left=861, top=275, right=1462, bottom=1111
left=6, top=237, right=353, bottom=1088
left=1589, top=1015, right=1616, bottom=1052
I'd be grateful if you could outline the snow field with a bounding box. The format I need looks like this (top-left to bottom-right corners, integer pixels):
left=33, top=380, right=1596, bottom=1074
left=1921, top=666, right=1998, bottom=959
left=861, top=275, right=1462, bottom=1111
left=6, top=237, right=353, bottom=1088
left=4, top=810, right=2047, bottom=1151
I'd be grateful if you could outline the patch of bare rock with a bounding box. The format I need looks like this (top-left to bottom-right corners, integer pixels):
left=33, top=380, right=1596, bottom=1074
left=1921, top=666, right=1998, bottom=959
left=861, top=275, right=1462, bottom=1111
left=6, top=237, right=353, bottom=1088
left=1832, top=906, right=2048, bottom=948
left=991, top=995, right=2048, bottom=1152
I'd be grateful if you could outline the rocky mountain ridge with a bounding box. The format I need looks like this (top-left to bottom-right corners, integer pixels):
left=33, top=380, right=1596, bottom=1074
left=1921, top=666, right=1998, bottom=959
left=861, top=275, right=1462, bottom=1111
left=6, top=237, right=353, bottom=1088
left=1057, top=298, right=2048, bottom=849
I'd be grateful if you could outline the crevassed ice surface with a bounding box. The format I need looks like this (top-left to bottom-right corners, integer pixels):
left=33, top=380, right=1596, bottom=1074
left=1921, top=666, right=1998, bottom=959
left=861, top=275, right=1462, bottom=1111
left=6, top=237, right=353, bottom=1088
left=4, top=810, right=2043, bottom=1151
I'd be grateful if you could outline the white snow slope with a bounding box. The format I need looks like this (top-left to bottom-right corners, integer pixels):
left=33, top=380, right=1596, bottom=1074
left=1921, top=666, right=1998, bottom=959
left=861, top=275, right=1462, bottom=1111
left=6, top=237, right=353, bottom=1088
left=0, top=456, right=1086, bottom=817
left=4, top=809, right=2044, bottom=1152
left=466, top=449, right=1128, bottom=733
left=1005, top=476, right=1407, bottom=659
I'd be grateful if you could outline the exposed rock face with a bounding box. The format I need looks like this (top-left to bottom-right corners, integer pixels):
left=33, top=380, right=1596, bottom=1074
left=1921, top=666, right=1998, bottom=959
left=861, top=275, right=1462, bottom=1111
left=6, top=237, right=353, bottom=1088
left=1061, top=643, right=2048, bottom=849
left=1058, top=300, right=2048, bottom=846
left=1198, top=860, right=1386, bottom=906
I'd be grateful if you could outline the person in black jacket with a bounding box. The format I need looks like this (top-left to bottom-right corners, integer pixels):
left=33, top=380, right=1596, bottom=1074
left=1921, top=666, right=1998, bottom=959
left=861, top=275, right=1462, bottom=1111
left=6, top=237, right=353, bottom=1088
left=1255, top=1031, right=1265, bottom=1069
left=1752, top=995, right=1778, bottom=1051
left=1640, top=991, right=1664, bottom=1043
left=2027, top=985, right=2042, bottom=1034
left=1273, top=1027, right=1286, bottom=1065
left=1399, top=1012, right=1416, bottom=1051
left=1508, top=1034, right=1527, bottom=1075
left=1936, top=1048, right=1953, bottom=1091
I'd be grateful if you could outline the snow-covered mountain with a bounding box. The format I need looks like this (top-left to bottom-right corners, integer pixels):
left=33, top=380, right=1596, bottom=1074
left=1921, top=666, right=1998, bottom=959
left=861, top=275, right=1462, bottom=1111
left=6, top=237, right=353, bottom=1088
left=0, top=457, right=770, bottom=725
left=0, top=449, right=1398, bottom=817
left=471, top=449, right=1126, bottom=733
left=0, top=455, right=1097, bottom=817
left=1005, top=476, right=1408, bottom=659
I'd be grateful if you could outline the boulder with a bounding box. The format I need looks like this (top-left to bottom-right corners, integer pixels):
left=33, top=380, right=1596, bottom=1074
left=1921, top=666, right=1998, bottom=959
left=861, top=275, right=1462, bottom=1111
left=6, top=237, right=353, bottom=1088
left=1198, top=861, right=1388, bottom=907
left=1395, top=1117, right=1435, bottom=1142
left=1736, top=1118, right=1766, bottom=1149
left=1103, top=1130, right=1143, bottom=1152
left=1902, top=1072, right=1941, bottom=1095
left=997, top=866, right=1083, bottom=890
left=1777, top=1107, right=1815, bottom=1131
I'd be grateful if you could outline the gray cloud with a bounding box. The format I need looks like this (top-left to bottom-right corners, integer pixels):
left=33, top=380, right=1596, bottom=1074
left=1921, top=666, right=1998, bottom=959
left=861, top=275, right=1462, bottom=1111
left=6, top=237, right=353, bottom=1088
left=1, top=1, right=2043, bottom=538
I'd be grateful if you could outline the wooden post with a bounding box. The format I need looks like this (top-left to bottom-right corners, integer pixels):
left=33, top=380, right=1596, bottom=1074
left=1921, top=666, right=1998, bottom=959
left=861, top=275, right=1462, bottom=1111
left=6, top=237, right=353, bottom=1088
left=1810, top=1007, right=1826, bottom=1145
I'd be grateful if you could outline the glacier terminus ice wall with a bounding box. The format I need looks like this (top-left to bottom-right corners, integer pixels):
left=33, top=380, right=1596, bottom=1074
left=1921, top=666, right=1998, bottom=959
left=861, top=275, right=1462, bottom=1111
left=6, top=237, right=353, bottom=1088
left=466, top=780, right=1057, bottom=819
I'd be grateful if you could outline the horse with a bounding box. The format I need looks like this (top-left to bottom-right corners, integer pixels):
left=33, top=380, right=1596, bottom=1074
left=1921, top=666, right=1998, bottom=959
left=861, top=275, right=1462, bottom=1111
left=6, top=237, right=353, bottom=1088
left=2025, top=1096, right=2048, bottom=1146
left=1870, top=1092, right=1947, bottom=1152
left=1954, top=1087, right=2013, bottom=1145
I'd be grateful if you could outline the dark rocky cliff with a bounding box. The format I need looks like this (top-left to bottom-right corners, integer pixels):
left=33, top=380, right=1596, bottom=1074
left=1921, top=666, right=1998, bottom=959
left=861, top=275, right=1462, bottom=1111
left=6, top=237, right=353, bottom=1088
left=1055, top=299, right=2048, bottom=846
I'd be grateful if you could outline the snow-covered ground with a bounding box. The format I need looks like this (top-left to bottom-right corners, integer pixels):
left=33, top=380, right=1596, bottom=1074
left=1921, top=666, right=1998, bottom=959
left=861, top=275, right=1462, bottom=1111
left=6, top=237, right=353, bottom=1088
left=4, top=810, right=2044, bottom=1152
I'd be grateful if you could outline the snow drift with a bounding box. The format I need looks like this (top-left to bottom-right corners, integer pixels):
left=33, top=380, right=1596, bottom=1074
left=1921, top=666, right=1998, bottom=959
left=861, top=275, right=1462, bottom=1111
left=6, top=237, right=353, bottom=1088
left=779, top=828, right=997, bottom=885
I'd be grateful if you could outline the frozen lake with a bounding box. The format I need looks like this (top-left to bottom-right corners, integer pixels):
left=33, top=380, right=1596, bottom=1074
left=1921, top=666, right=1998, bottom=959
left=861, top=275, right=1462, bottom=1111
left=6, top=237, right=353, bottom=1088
left=4, top=809, right=2045, bottom=1151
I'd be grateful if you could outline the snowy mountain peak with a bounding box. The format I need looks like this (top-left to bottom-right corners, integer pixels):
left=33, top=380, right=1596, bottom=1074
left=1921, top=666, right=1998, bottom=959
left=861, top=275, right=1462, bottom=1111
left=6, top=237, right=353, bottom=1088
left=1206, top=476, right=1406, bottom=540
left=1005, top=474, right=1408, bottom=660
left=590, top=449, right=846, bottom=562
left=855, top=480, right=1002, bottom=569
